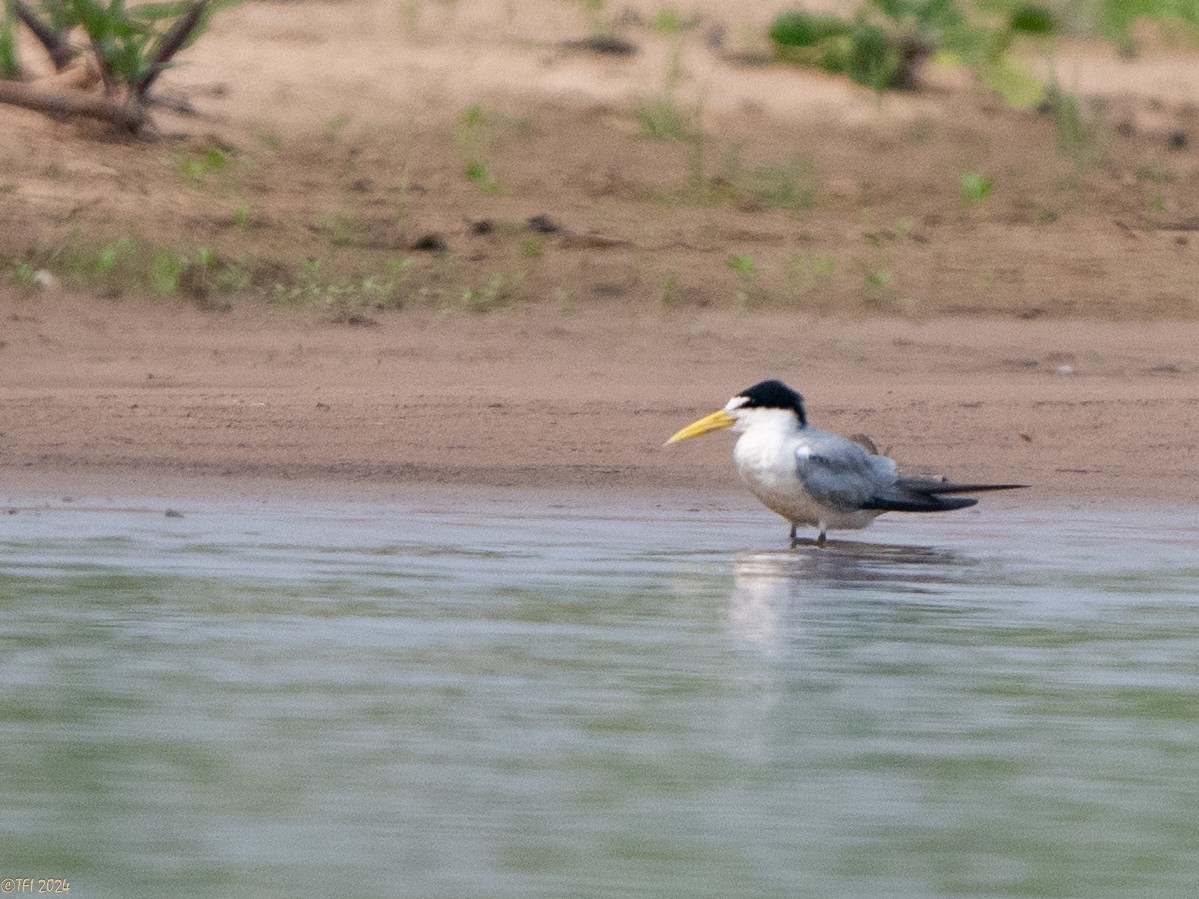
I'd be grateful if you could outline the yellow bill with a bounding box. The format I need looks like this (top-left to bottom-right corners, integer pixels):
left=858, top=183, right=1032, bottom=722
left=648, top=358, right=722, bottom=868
left=665, top=409, right=737, bottom=445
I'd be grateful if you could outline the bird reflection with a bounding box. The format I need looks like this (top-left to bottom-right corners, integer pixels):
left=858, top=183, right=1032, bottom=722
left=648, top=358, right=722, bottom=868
left=728, top=540, right=975, bottom=650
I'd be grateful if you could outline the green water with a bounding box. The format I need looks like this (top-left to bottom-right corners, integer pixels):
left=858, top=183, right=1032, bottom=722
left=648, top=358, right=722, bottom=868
left=1, top=491, right=1197, bottom=898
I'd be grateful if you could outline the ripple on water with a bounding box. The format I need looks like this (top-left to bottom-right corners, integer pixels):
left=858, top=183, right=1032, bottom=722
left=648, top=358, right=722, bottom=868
left=0, top=493, right=1197, bottom=898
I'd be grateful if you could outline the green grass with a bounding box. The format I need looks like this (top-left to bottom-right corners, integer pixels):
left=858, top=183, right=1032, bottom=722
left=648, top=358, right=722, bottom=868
left=769, top=9, right=930, bottom=91
left=726, top=254, right=758, bottom=278
left=168, top=146, right=234, bottom=185
left=520, top=238, right=545, bottom=259
left=6, top=260, right=40, bottom=289
left=465, top=161, right=505, bottom=196
left=17, top=235, right=248, bottom=299
left=960, top=171, right=994, bottom=202
left=650, top=8, right=700, bottom=35
left=456, top=103, right=520, bottom=196
left=864, top=268, right=893, bottom=291
left=323, top=115, right=351, bottom=141
left=747, top=155, right=818, bottom=211
left=1031, top=204, right=1058, bottom=224
left=458, top=272, right=519, bottom=312
left=787, top=252, right=837, bottom=283
left=632, top=94, right=696, bottom=142
left=660, top=274, right=679, bottom=309
left=0, top=10, right=20, bottom=80
left=269, top=258, right=409, bottom=309
left=727, top=254, right=759, bottom=306
left=977, top=0, right=1199, bottom=51
left=1041, top=83, right=1104, bottom=171
left=769, top=0, right=1199, bottom=105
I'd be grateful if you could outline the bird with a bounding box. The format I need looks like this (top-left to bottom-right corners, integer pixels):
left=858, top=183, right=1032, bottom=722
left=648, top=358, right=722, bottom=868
left=666, top=379, right=1026, bottom=546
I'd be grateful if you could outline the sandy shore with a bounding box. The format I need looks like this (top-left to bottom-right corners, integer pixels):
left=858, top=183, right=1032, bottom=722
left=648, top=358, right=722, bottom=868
left=3, top=1, right=1197, bottom=508
left=2, top=294, right=1196, bottom=505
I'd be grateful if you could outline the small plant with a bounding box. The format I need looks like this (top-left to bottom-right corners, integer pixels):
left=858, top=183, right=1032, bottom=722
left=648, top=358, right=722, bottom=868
left=787, top=252, right=837, bottom=281
left=148, top=246, right=184, bottom=294
left=459, top=102, right=485, bottom=129
left=169, top=145, right=232, bottom=184
left=960, top=171, right=993, bottom=202
left=465, top=161, right=504, bottom=196
left=727, top=253, right=759, bottom=306
left=766, top=0, right=1092, bottom=106
left=577, top=0, right=626, bottom=43
left=22, top=235, right=246, bottom=298
left=0, top=7, right=20, bottom=79
left=727, top=254, right=758, bottom=278
left=323, top=114, right=351, bottom=141
left=1041, top=83, right=1102, bottom=170
left=860, top=263, right=894, bottom=303
left=865, top=269, right=892, bottom=289
left=747, top=154, right=817, bottom=211
left=632, top=93, right=695, bottom=142
left=1138, top=167, right=1169, bottom=215
left=459, top=272, right=517, bottom=313
left=9, top=260, right=38, bottom=286
left=1, top=0, right=223, bottom=132
left=1080, top=0, right=1198, bottom=56
left=456, top=103, right=508, bottom=196
left=651, top=7, right=699, bottom=35
left=94, top=237, right=132, bottom=276
left=768, top=8, right=932, bottom=91
left=660, top=274, right=679, bottom=308
left=311, top=211, right=370, bottom=248
left=1032, top=204, right=1057, bottom=225
left=270, top=258, right=402, bottom=308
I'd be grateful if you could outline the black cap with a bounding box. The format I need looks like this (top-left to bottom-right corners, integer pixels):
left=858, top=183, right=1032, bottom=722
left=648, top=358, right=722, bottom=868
left=737, top=380, right=806, bottom=426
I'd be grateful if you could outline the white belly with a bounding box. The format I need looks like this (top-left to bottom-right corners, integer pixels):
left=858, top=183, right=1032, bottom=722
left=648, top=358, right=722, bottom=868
left=733, top=433, right=881, bottom=532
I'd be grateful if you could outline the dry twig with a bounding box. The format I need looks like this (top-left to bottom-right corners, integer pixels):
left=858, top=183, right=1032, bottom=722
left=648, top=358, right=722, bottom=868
left=0, top=78, right=149, bottom=130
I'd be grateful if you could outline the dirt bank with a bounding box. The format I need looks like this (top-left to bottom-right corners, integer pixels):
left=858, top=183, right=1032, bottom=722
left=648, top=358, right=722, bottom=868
left=2, top=0, right=1197, bottom=504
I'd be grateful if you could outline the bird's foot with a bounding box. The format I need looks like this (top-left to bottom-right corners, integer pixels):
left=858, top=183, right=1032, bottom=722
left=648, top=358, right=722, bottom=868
left=816, top=531, right=827, bottom=548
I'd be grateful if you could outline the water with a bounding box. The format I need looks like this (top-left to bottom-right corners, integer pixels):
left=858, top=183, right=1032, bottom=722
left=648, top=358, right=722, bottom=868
left=1, top=489, right=1197, bottom=899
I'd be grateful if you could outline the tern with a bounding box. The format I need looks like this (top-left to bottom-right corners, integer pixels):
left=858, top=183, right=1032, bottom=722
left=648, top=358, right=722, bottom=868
left=667, top=380, right=1026, bottom=546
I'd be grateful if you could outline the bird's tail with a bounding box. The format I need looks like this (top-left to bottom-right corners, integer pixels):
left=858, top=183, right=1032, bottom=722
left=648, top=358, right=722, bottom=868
left=908, top=480, right=1029, bottom=495
left=864, top=478, right=1027, bottom=513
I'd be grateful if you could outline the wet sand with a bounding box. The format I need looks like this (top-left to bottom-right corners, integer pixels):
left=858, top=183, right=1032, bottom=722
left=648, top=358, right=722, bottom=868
left=2, top=295, right=1196, bottom=505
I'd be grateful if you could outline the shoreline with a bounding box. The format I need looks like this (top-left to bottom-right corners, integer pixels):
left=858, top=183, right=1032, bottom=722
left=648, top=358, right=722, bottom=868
left=2, top=299, right=1197, bottom=506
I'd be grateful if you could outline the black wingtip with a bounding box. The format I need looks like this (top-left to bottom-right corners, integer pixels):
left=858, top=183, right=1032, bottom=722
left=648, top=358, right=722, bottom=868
left=865, top=495, right=978, bottom=513
left=864, top=479, right=1026, bottom=514
left=933, top=483, right=1030, bottom=494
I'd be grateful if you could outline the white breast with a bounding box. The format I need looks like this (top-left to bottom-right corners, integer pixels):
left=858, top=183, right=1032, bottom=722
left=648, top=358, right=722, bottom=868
left=732, top=421, right=881, bottom=531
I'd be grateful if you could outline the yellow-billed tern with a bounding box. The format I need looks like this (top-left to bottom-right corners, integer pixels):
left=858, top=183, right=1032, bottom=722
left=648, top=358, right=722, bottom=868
left=667, top=380, right=1026, bottom=546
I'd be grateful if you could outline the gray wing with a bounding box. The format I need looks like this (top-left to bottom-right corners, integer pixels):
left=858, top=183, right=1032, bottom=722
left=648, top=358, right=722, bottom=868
left=797, top=429, right=1027, bottom=514
left=795, top=429, right=898, bottom=512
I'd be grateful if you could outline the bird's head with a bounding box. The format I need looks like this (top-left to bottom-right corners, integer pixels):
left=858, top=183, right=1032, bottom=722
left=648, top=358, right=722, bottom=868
left=666, top=380, right=808, bottom=444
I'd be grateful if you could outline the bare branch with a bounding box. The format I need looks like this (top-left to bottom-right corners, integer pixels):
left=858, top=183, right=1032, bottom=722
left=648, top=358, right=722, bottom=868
left=0, top=79, right=149, bottom=131
left=88, top=36, right=116, bottom=96
left=135, top=0, right=209, bottom=98
left=12, top=0, right=74, bottom=70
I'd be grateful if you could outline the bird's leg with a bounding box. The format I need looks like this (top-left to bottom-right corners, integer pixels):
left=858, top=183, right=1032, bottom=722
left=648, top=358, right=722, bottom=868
left=816, top=527, right=827, bottom=548
left=788, top=522, right=798, bottom=548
